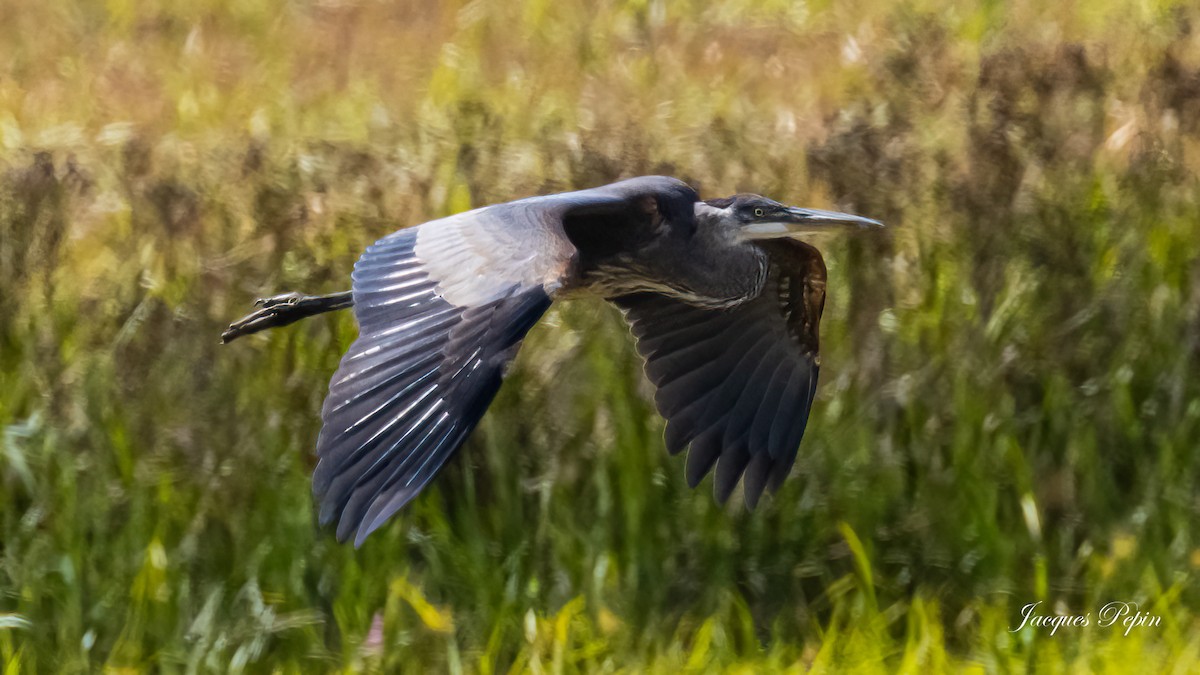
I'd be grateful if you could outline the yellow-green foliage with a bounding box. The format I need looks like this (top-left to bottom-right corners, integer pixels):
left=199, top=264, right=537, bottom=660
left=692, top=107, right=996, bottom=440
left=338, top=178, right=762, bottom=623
left=2, top=0, right=1200, bottom=672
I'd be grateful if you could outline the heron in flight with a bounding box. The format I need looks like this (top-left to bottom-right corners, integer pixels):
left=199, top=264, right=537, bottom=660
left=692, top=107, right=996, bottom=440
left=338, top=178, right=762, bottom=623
left=223, top=176, right=882, bottom=546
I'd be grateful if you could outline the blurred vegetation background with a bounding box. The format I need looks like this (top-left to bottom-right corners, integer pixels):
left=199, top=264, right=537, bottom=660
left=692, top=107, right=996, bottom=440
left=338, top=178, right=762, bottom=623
left=2, top=0, right=1199, bottom=671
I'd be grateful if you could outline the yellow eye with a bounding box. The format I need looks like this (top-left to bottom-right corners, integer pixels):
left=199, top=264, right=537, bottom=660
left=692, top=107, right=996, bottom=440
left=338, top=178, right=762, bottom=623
left=754, top=208, right=765, bottom=217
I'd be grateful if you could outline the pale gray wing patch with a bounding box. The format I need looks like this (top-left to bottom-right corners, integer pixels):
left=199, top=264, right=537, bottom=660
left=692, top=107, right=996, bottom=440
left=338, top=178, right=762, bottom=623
left=411, top=178, right=699, bottom=307
left=414, top=204, right=576, bottom=307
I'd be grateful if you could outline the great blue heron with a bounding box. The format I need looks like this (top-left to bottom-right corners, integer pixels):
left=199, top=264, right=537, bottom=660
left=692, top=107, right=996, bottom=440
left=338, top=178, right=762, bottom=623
left=223, top=176, right=883, bottom=546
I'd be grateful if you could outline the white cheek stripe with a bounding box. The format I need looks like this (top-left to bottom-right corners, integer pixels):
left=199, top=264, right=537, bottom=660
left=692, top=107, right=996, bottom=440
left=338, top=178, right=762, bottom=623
left=741, top=221, right=792, bottom=236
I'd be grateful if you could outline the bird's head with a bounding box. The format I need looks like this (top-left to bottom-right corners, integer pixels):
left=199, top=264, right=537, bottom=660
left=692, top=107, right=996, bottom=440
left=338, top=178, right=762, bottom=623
left=700, top=194, right=883, bottom=241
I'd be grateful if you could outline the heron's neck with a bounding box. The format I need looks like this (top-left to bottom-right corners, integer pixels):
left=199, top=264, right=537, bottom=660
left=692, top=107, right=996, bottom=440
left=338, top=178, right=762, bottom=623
left=693, top=201, right=746, bottom=245
left=693, top=201, right=731, bottom=226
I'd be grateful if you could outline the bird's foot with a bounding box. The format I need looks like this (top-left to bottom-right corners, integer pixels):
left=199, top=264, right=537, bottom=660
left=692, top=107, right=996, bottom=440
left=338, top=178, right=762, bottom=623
left=254, top=292, right=306, bottom=309
left=221, top=290, right=354, bottom=344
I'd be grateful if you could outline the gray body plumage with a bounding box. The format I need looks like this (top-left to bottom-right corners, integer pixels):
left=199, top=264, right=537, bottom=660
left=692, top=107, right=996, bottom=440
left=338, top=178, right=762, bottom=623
left=229, top=175, right=882, bottom=546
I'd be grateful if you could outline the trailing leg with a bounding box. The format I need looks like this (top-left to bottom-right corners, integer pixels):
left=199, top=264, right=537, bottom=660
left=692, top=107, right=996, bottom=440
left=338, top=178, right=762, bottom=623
left=221, top=290, right=354, bottom=343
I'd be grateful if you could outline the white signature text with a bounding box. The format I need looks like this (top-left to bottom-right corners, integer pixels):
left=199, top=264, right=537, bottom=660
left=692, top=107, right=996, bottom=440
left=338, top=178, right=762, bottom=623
left=1011, top=601, right=1161, bottom=636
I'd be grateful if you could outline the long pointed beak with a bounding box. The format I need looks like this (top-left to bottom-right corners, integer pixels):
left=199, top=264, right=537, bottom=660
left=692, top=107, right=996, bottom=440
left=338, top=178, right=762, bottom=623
left=741, top=206, right=885, bottom=239
left=784, top=206, right=884, bottom=229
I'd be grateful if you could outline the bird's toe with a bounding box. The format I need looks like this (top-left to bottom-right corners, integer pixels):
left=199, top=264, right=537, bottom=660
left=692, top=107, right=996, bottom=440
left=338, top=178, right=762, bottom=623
left=257, top=292, right=304, bottom=308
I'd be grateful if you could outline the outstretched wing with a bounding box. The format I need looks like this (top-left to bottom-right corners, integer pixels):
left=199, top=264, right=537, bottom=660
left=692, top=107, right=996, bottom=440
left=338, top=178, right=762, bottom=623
left=614, top=239, right=827, bottom=508
left=315, top=176, right=698, bottom=545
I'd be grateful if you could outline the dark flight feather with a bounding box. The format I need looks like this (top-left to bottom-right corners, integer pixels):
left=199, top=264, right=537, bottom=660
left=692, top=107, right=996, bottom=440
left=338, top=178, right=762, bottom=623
left=313, top=229, right=552, bottom=546
left=614, top=239, right=827, bottom=508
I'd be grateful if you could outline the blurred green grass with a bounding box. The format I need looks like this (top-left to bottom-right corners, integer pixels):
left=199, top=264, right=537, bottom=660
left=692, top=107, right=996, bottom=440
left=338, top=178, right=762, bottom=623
left=2, top=0, right=1200, bottom=671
